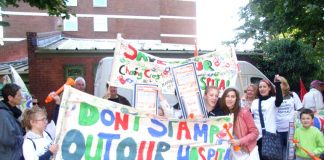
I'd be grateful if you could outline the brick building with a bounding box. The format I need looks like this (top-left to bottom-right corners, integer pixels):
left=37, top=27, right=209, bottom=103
left=1, top=0, right=197, bottom=49
left=1, top=1, right=260, bottom=119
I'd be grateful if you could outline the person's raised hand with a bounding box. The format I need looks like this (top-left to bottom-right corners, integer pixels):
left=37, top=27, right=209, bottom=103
left=49, top=92, right=61, bottom=105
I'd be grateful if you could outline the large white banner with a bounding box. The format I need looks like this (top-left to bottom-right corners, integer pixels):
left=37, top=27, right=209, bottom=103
left=109, top=36, right=238, bottom=95
left=54, top=86, right=234, bottom=160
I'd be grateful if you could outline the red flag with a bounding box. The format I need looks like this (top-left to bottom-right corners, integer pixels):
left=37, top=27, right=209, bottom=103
left=300, top=78, right=307, bottom=101
left=194, top=41, right=198, bottom=57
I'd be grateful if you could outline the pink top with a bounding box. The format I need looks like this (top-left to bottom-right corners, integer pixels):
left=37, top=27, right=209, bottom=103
left=234, top=108, right=259, bottom=153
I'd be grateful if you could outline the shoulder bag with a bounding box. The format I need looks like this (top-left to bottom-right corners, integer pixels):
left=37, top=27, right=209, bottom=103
left=258, top=99, right=283, bottom=160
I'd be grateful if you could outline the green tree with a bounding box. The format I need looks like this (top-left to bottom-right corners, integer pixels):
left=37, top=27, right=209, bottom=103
left=251, top=39, right=319, bottom=91
left=1, top=0, right=71, bottom=26
left=235, top=0, right=324, bottom=49
left=233, top=0, right=324, bottom=85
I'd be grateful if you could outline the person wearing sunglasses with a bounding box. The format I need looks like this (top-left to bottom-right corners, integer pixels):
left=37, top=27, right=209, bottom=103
left=31, top=95, right=39, bottom=107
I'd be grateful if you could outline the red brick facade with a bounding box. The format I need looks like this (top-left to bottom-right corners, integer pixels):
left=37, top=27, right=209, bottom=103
left=2, top=0, right=196, bottom=44
left=0, top=41, right=27, bottom=62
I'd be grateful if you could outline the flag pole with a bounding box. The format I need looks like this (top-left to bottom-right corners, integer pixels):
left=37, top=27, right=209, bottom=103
left=194, top=39, right=198, bottom=57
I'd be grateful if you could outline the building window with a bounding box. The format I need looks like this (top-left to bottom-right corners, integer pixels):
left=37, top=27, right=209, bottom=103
left=65, top=0, right=77, bottom=6
left=93, top=16, right=108, bottom=32
left=63, top=16, right=78, bottom=31
left=93, top=0, right=107, bottom=7
left=64, top=65, right=84, bottom=80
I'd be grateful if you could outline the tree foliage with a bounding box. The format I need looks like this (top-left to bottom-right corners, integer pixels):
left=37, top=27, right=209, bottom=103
left=234, top=0, right=324, bottom=90
left=0, top=0, right=71, bottom=18
left=251, top=39, right=319, bottom=91
left=235, top=0, right=324, bottom=49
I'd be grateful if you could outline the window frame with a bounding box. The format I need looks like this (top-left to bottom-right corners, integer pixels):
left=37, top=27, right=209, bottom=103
left=63, top=16, right=78, bottom=31
left=93, top=16, right=108, bottom=32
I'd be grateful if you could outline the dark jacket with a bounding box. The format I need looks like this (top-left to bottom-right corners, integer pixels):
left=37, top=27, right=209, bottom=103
left=0, top=101, right=24, bottom=160
left=108, top=94, right=131, bottom=106
left=208, top=101, right=226, bottom=117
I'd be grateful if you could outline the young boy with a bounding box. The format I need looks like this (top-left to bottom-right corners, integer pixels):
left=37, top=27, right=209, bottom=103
left=294, top=109, right=324, bottom=160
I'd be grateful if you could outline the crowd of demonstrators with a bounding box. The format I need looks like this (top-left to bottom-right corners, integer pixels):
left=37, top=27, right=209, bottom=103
left=0, top=84, right=24, bottom=160
left=294, top=109, right=324, bottom=160
left=1, top=74, right=323, bottom=160
left=302, top=80, right=324, bottom=112
left=219, top=88, right=260, bottom=160
left=250, top=75, right=283, bottom=160
left=240, top=84, right=258, bottom=110
left=276, top=76, right=303, bottom=159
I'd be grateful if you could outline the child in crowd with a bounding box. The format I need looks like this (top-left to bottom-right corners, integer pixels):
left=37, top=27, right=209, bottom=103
left=294, top=109, right=324, bottom=160
left=22, top=106, right=59, bottom=160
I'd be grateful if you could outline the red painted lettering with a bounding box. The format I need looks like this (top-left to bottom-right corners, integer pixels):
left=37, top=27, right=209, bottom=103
left=196, top=61, right=203, bottom=71
left=144, top=70, right=150, bottom=78
left=124, top=44, right=137, bottom=60
left=114, top=112, right=129, bottom=130
left=177, top=122, right=192, bottom=140
left=198, top=147, right=207, bottom=160
left=218, top=80, right=225, bottom=91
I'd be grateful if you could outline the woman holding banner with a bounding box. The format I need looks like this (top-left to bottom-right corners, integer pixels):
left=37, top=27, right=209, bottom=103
left=219, top=88, right=259, bottom=160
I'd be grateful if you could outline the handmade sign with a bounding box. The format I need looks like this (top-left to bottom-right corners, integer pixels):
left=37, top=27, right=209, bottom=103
left=54, top=86, right=234, bottom=160
left=172, top=62, right=207, bottom=119
left=133, top=83, right=158, bottom=115
left=109, top=36, right=238, bottom=95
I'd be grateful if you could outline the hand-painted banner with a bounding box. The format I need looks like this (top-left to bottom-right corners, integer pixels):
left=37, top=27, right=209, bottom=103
left=109, top=36, right=238, bottom=95
left=54, top=86, right=233, bottom=160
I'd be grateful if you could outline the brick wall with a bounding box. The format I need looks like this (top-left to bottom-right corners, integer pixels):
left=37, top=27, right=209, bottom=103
left=27, top=32, right=103, bottom=120
left=3, top=0, right=196, bottom=44
left=0, top=40, right=27, bottom=62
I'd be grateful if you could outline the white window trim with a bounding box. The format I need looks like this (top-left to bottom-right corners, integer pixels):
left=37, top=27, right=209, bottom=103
left=93, top=16, right=108, bottom=32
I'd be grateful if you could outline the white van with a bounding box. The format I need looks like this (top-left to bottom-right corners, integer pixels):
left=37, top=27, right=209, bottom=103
left=94, top=57, right=270, bottom=106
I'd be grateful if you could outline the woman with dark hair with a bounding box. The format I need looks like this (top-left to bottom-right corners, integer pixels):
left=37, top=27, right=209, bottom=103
left=219, top=88, right=259, bottom=160
left=250, top=75, right=283, bottom=160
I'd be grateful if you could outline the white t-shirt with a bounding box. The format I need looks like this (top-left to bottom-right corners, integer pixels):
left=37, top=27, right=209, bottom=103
left=251, top=97, right=278, bottom=140
left=276, top=92, right=303, bottom=132
left=302, top=88, right=324, bottom=110
left=23, top=130, right=53, bottom=160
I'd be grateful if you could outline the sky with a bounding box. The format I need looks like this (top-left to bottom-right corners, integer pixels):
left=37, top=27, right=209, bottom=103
left=196, top=0, right=253, bottom=50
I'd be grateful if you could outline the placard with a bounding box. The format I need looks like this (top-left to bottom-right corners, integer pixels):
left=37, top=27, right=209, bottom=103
left=171, top=62, right=207, bottom=119
left=133, top=83, right=158, bottom=115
